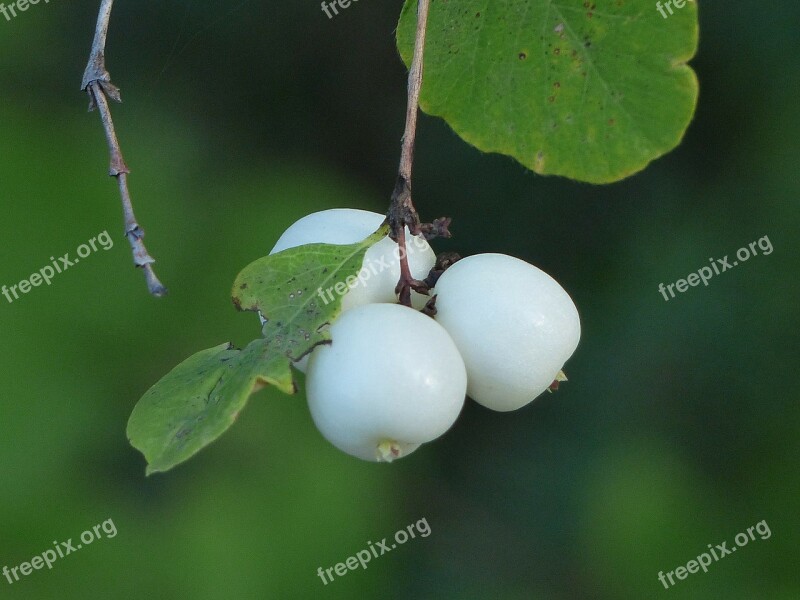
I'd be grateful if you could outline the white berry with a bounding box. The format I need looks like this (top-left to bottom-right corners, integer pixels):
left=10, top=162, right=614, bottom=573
left=271, top=209, right=436, bottom=371
left=433, top=253, right=580, bottom=412
left=270, top=208, right=435, bottom=311
left=306, top=303, right=467, bottom=462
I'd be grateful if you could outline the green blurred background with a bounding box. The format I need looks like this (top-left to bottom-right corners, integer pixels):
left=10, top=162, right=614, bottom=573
left=0, top=1, right=797, bottom=598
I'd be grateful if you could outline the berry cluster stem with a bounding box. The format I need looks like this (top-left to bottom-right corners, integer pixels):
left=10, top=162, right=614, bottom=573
left=389, top=0, right=431, bottom=307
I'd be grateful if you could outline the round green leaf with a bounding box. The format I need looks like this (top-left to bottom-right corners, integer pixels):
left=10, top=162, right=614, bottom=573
left=397, top=0, right=699, bottom=183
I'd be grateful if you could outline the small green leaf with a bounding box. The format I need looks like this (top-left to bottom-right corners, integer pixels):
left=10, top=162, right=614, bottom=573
left=232, top=224, right=389, bottom=362
left=126, top=344, right=236, bottom=474
left=128, top=225, right=388, bottom=474
left=397, top=0, right=699, bottom=183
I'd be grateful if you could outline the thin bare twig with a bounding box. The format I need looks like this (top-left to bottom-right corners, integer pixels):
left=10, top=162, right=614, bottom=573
left=82, top=0, right=167, bottom=297
left=389, top=0, right=431, bottom=307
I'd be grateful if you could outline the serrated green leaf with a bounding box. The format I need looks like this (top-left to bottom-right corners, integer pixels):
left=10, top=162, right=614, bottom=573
left=128, top=225, right=389, bottom=474
left=397, top=0, right=699, bottom=183
left=232, top=224, right=389, bottom=362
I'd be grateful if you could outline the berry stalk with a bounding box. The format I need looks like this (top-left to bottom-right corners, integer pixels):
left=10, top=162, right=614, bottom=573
left=388, top=0, right=431, bottom=306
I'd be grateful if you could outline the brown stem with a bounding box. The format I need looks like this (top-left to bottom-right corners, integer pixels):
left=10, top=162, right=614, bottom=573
left=82, top=0, right=167, bottom=297
left=389, top=0, right=430, bottom=307
left=392, top=226, right=428, bottom=307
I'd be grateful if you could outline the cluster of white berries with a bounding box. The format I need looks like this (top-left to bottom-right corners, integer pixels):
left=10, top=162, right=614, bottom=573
left=269, top=209, right=581, bottom=462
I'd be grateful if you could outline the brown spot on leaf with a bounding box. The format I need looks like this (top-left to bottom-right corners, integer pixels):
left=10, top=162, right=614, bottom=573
left=535, top=151, right=545, bottom=172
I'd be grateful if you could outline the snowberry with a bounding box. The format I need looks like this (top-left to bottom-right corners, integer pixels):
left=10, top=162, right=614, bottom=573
left=271, top=208, right=435, bottom=310
left=433, top=253, right=580, bottom=412
left=271, top=209, right=436, bottom=371
left=306, top=303, right=467, bottom=462
left=270, top=208, right=436, bottom=373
